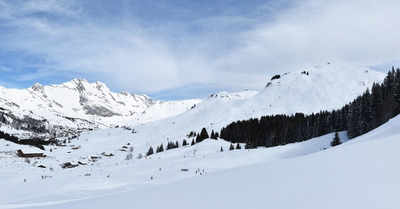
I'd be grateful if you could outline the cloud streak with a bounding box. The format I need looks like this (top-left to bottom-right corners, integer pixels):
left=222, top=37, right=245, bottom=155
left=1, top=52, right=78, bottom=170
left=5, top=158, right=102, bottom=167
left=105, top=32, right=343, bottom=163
left=0, top=0, right=399, bottom=99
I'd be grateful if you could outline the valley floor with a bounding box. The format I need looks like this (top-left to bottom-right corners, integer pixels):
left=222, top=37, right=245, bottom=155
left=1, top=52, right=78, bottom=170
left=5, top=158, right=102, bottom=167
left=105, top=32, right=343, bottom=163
left=1, top=115, right=400, bottom=209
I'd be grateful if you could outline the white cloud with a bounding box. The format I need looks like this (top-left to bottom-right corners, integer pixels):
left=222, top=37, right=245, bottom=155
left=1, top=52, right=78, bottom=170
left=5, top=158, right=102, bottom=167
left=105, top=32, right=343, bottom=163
left=222, top=0, right=400, bottom=77
left=0, top=0, right=399, bottom=99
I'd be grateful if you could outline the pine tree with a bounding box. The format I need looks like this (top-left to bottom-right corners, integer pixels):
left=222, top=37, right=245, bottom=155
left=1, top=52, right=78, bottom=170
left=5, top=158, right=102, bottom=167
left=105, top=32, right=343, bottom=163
left=146, top=146, right=154, bottom=156
left=196, top=128, right=209, bottom=143
left=191, top=139, right=195, bottom=146
left=235, top=143, right=241, bottom=149
left=330, top=132, right=342, bottom=147
left=210, top=130, right=218, bottom=140
left=182, top=139, right=188, bottom=146
left=229, top=144, right=234, bottom=151
left=220, top=146, right=223, bottom=152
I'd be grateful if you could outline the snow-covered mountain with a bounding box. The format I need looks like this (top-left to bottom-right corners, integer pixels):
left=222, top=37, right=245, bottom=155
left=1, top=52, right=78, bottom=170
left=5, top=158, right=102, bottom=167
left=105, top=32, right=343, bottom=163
left=0, top=63, right=385, bottom=140
left=132, top=63, right=385, bottom=143
left=0, top=79, right=200, bottom=137
left=0, top=63, right=394, bottom=209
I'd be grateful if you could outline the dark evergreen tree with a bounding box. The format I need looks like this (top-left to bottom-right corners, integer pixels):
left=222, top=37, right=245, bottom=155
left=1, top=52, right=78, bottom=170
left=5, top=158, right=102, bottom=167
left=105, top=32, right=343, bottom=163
left=330, top=132, right=342, bottom=146
left=146, top=146, right=154, bottom=156
left=236, top=143, right=241, bottom=149
left=393, top=68, right=400, bottom=116
left=210, top=130, right=218, bottom=140
left=182, top=139, right=188, bottom=146
left=191, top=139, right=195, bottom=146
left=229, top=144, right=235, bottom=151
left=196, top=127, right=209, bottom=143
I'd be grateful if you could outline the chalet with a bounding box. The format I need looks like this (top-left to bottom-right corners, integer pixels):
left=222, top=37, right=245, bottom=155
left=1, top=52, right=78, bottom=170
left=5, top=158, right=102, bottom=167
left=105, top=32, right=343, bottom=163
left=17, top=149, right=45, bottom=158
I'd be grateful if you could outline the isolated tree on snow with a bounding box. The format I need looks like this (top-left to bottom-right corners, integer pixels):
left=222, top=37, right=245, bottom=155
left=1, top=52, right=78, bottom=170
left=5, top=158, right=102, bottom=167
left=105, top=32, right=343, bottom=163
left=191, top=139, right=195, bottom=146
left=330, top=132, right=342, bottom=147
left=182, top=139, right=188, bottom=146
left=220, top=146, right=224, bottom=152
left=229, top=144, right=235, bottom=151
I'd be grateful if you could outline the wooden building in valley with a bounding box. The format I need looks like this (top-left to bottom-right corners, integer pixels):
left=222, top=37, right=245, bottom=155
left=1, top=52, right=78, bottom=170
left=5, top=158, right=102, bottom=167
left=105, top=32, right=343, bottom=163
left=17, top=149, right=45, bottom=158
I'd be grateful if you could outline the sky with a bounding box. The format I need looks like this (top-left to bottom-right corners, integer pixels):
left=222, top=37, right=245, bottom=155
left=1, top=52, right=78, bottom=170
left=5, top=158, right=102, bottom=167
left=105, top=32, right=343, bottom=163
left=0, top=0, right=400, bottom=100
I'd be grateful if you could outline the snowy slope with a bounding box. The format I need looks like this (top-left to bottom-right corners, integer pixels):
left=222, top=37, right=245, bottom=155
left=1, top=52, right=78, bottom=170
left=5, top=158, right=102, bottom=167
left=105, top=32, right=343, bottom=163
left=0, top=128, right=348, bottom=208
left=246, top=63, right=383, bottom=115
left=122, top=63, right=385, bottom=146
left=15, top=114, right=400, bottom=209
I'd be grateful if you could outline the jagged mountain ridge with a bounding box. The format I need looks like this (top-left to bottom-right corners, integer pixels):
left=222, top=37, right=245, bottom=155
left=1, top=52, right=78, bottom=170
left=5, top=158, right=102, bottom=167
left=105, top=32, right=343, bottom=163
left=0, top=79, right=201, bottom=137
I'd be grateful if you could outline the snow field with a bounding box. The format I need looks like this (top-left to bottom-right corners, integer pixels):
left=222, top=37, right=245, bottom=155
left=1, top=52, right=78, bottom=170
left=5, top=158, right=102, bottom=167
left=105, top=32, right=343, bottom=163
left=17, top=115, right=400, bottom=209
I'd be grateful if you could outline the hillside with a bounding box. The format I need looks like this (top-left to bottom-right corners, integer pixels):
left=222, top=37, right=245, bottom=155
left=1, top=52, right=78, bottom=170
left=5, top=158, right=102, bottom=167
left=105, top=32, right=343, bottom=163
left=18, top=114, right=400, bottom=209
left=2, top=109, right=400, bottom=209
left=124, top=63, right=385, bottom=146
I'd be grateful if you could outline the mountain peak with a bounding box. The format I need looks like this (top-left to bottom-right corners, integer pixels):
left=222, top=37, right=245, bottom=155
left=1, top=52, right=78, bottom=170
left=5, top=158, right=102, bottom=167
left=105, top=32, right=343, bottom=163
left=31, top=83, right=44, bottom=91
left=257, top=63, right=385, bottom=115
left=72, top=78, right=88, bottom=84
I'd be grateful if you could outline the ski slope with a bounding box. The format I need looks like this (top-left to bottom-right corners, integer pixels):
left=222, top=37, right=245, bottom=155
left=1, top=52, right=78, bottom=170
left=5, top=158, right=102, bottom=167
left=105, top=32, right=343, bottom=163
left=1, top=126, right=348, bottom=208
left=8, top=114, right=400, bottom=209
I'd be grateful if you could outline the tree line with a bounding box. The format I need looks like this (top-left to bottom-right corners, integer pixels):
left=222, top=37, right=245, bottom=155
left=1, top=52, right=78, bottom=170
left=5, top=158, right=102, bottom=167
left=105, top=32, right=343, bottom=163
left=0, top=130, right=56, bottom=150
left=219, top=67, right=400, bottom=148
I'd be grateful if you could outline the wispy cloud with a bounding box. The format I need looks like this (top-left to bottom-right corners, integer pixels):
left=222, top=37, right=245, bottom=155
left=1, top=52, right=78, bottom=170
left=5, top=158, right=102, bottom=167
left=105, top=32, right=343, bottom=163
left=0, top=0, right=399, bottom=99
left=223, top=0, right=400, bottom=76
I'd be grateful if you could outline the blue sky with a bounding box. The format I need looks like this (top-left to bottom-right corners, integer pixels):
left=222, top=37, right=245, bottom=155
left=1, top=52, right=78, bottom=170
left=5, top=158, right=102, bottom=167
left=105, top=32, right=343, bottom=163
left=0, top=0, right=400, bottom=100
